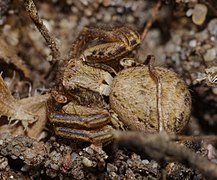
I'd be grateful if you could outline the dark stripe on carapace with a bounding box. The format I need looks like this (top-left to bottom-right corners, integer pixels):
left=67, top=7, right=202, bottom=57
left=116, top=46, right=127, bottom=54
left=98, top=51, right=104, bottom=56
left=92, top=50, right=97, bottom=55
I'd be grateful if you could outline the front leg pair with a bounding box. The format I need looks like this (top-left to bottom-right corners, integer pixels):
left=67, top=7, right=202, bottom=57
left=70, top=27, right=141, bottom=63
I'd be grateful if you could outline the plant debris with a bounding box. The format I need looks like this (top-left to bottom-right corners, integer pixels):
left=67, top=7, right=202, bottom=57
left=0, top=74, right=37, bottom=129
left=0, top=0, right=217, bottom=179
left=0, top=75, right=49, bottom=139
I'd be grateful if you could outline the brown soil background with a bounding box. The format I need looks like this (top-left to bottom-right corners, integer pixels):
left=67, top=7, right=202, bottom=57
left=0, top=0, right=217, bottom=179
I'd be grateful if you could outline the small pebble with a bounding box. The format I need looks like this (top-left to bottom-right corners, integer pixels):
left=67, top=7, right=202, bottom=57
left=203, top=48, right=216, bottom=61
left=186, top=9, right=193, bottom=17
left=152, top=162, right=158, bottom=169
left=0, top=140, right=3, bottom=145
left=142, top=159, right=149, bottom=165
left=103, top=0, right=111, bottom=7
left=189, top=40, right=197, bottom=47
left=50, top=163, right=59, bottom=171
left=208, top=19, right=217, bottom=36
left=192, top=4, right=208, bottom=25
left=71, top=152, right=79, bottom=161
left=107, top=163, right=118, bottom=172
left=66, top=0, right=73, bottom=5
left=82, top=157, right=93, bottom=167
left=212, top=87, right=217, bottom=95
left=210, top=36, right=215, bottom=41
left=0, top=156, right=8, bottom=170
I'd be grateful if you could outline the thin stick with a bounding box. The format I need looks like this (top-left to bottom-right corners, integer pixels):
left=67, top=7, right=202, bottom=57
left=114, top=131, right=217, bottom=179
left=141, top=0, right=162, bottom=41
left=174, top=135, right=217, bottom=142
left=23, top=0, right=61, bottom=61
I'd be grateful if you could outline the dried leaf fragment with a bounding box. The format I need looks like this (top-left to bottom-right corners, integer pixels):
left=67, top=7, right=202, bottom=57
left=20, top=94, right=49, bottom=139
left=0, top=93, right=49, bottom=139
left=205, top=66, right=217, bottom=86
left=0, top=75, right=37, bottom=129
left=196, top=66, right=217, bottom=87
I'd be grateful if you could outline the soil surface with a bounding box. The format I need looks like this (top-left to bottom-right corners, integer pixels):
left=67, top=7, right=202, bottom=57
left=0, top=0, right=217, bottom=179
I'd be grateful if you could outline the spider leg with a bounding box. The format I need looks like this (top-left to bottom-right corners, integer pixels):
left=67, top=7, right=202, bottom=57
left=54, top=125, right=113, bottom=144
left=82, top=42, right=130, bottom=63
left=49, top=112, right=110, bottom=129
left=70, top=27, right=120, bottom=58
left=69, top=27, right=141, bottom=62
left=47, top=98, right=114, bottom=143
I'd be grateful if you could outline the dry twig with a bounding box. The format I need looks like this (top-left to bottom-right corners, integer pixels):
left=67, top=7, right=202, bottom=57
left=141, top=0, right=162, bottom=41
left=114, top=131, right=217, bottom=180
left=23, top=0, right=61, bottom=61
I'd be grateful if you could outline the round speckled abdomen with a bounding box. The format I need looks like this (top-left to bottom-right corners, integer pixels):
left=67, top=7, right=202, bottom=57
left=110, top=66, right=192, bottom=134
